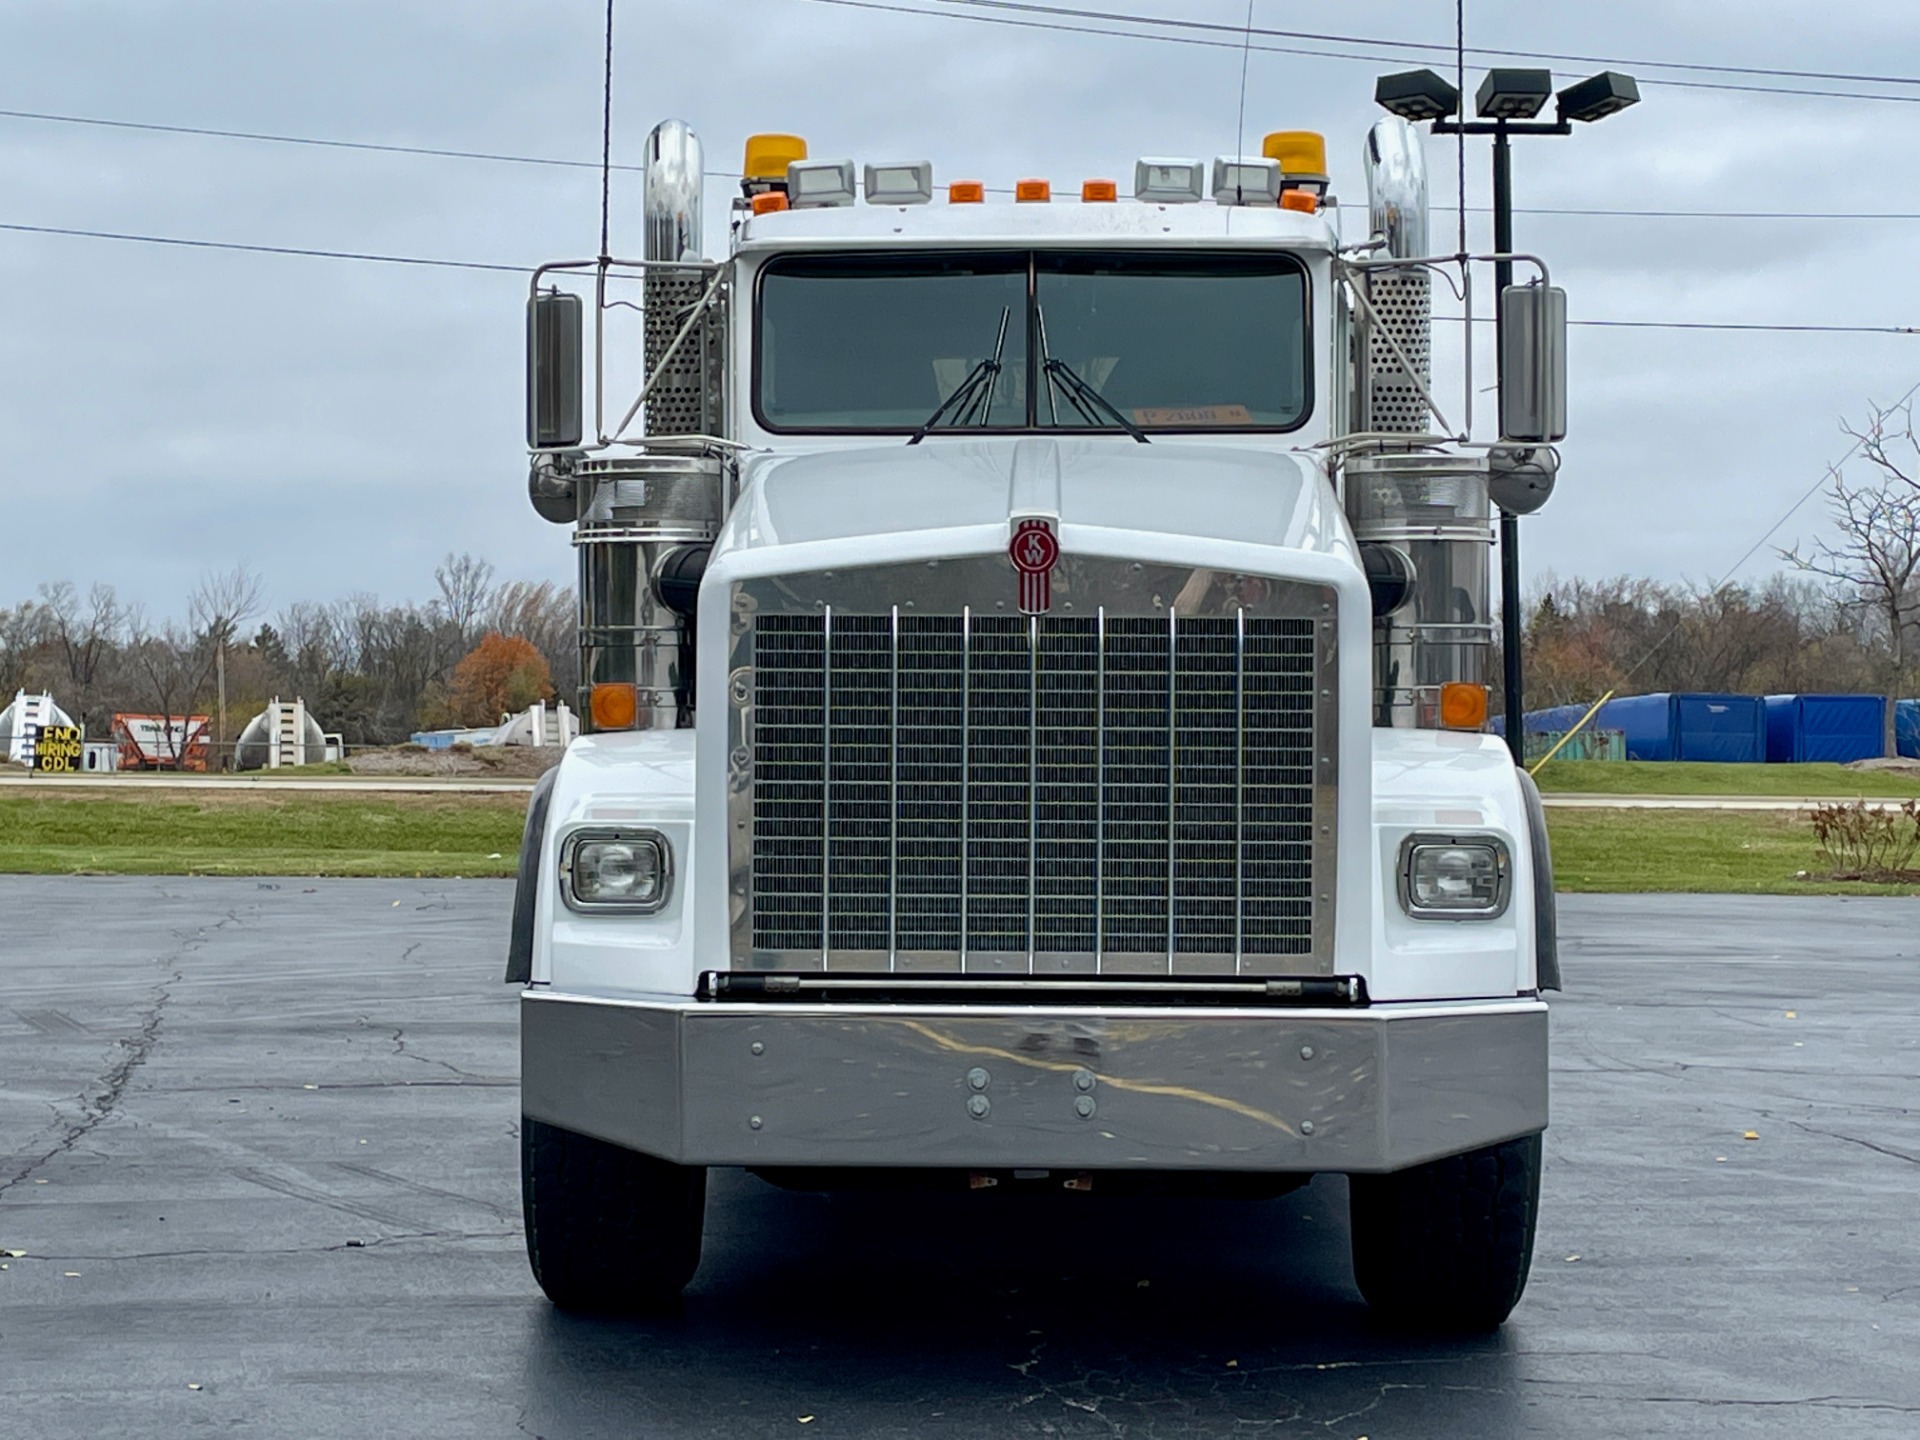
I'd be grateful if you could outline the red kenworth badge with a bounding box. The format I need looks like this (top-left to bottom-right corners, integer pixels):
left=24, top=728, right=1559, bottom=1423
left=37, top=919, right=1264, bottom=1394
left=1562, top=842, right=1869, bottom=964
left=1009, top=517, right=1060, bottom=616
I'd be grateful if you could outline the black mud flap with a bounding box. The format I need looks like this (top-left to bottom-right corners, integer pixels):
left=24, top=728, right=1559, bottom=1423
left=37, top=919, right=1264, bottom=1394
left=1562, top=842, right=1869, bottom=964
left=1516, top=768, right=1561, bottom=991
left=504, top=766, right=560, bottom=985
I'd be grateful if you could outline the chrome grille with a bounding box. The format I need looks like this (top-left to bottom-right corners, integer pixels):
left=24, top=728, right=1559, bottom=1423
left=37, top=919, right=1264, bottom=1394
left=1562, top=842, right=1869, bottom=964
left=747, top=604, right=1329, bottom=973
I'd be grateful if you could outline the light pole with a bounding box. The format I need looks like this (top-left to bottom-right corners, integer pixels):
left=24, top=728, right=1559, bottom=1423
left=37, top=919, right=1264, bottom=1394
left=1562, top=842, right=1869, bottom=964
left=1374, top=67, right=1639, bottom=762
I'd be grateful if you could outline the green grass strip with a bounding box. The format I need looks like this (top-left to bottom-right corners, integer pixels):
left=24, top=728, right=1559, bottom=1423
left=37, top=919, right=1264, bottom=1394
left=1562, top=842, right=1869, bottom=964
left=1533, top=759, right=1920, bottom=798
left=0, top=789, right=524, bottom=878
left=1546, top=807, right=1920, bottom=895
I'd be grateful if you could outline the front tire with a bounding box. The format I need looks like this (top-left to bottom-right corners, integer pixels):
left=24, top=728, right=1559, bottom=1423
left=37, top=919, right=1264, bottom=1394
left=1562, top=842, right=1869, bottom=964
left=521, top=1116, right=706, bottom=1311
left=1348, top=1132, right=1542, bottom=1331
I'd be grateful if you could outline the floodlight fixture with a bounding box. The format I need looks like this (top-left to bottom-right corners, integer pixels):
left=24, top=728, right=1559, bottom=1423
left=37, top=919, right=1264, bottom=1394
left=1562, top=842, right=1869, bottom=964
left=1557, top=70, right=1641, bottom=123
left=1474, top=68, right=1554, bottom=121
left=1374, top=69, right=1460, bottom=124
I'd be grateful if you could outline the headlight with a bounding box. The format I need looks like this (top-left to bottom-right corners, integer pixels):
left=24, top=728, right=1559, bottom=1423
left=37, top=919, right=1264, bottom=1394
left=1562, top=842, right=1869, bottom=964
left=560, top=828, right=672, bottom=913
left=1397, top=834, right=1511, bottom=919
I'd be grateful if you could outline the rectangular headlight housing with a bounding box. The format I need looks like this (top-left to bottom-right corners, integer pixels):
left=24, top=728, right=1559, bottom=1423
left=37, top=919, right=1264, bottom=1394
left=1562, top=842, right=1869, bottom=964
left=1397, top=834, right=1512, bottom=919
left=560, top=828, right=672, bottom=913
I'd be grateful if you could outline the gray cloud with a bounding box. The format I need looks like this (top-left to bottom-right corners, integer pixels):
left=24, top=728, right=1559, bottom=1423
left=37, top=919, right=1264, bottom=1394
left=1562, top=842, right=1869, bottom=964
left=4, top=0, right=1920, bottom=618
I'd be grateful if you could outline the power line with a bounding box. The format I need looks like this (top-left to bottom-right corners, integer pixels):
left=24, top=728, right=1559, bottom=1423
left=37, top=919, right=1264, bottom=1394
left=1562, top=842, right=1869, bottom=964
left=932, top=0, right=1920, bottom=89
left=0, top=221, right=527, bottom=274
left=13, top=106, right=1920, bottom=225
left=3, top=221, right=1916, bottom=334
left=801, top=0, right=1920, bottom=106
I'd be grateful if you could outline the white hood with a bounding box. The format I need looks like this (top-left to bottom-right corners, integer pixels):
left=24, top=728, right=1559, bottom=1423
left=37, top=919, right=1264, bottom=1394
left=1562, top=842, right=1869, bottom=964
left=718, top=437, right=1354, bottom=565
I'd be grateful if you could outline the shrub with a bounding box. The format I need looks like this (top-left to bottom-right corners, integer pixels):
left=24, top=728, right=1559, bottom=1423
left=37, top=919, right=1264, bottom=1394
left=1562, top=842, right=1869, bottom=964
left=1809, top=799, right=1920, bottom=877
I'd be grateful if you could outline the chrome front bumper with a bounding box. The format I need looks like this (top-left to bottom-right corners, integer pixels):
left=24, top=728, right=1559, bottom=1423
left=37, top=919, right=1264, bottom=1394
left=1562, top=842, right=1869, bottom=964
left=521, top=993, right=1548, bottom=1174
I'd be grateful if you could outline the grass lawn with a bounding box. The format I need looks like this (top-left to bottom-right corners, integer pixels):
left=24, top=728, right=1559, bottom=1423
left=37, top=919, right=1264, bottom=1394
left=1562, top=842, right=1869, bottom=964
left=0, top=787, right=526, bottom=878
left=1532, top=759, right=1920, bottom=798
left=1545, top=807, right=1920, bottom=896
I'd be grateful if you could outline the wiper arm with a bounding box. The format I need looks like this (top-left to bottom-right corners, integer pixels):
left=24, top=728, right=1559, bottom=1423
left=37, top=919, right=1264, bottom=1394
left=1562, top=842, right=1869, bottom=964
left=908, top=306, right=1011, bottom=445
left=1035, top=304, right=1149, bottom=444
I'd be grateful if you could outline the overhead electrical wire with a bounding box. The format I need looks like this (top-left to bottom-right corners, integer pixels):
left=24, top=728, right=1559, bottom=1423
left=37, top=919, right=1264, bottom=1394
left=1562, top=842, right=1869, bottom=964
left=928, top=0, right=1920, bottom=90
left=1, top=221, right=1913, bottom=334
left=7, top=106, right=1920, bottom=224
left=799, top=0, right=1920, bottom=106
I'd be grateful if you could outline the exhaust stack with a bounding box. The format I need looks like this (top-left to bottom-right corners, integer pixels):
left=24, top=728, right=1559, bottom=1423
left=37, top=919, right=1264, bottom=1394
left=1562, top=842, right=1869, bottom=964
left=574, top=120, right=725, bottom=731
left=1346, top=118, right=1495, bottom=729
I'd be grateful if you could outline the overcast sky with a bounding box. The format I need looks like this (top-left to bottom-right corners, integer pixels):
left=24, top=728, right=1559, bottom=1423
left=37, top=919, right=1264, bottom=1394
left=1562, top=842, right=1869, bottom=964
left=5, top=0, right=1920, bottom=621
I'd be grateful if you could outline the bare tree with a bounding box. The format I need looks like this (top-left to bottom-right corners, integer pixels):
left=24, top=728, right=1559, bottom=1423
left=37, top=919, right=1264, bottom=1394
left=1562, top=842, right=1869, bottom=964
left=37, top=581, right=123, bottom=730
left=190, top=566, right=265, bottom=756
left=1784, top=398, right=1920, bottom=746
left=122, top=616, right=216, bottom=767
left=0, top=601, right=49, bottom=698
left=435, top=552, right=497, bottom=651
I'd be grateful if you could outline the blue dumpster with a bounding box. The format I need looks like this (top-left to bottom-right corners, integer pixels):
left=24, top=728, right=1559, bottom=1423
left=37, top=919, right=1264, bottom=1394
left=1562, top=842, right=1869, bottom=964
left=1763, top=694, right=1885, bottom=763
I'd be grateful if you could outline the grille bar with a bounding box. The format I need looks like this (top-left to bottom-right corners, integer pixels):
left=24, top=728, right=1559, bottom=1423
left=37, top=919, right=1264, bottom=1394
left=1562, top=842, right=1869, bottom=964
left=750, top=606, right=1326, bottom=972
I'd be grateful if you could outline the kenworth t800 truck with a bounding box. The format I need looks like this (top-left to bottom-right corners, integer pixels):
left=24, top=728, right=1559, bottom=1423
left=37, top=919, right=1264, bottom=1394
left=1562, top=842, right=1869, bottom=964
left=508, top=113, right=1566, bottom=1329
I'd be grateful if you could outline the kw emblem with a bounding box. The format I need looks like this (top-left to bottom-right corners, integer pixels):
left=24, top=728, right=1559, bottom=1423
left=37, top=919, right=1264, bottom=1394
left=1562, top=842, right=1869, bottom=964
left=1009, top=517, right=1060, bottom=616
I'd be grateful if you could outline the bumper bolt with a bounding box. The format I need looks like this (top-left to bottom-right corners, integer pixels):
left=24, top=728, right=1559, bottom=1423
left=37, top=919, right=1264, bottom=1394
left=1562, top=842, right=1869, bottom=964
left=749, top=1115, right=763, bottom=1131
left=750, top=1041, right=764, bottom=1056
left=1299, top=1045, right=1315, bottom=1061
left=1073, top=1095, right=1096, bottom=1120
left=967, top=1094, right=991, bottom=1120
left=1072, top=1068, right=1096, bottom=1093
left=1300, top=1120, right=1315, bottom=1136
left=966, top=1067, right=991, bottom=1092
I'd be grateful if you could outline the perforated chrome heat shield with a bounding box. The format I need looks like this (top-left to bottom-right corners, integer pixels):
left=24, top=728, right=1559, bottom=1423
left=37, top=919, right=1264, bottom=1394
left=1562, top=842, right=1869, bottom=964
left=726, top=557, right=1338, bottom=976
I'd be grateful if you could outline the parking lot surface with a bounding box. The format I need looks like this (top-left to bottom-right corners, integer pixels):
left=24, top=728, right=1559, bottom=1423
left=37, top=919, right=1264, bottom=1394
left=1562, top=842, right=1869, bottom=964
left=1, top=878, right=1916, bottom=1437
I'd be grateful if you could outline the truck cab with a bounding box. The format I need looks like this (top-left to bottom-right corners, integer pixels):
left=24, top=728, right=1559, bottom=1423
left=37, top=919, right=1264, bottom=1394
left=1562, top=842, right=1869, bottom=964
left=509, top=120, right=1561, bottom=1330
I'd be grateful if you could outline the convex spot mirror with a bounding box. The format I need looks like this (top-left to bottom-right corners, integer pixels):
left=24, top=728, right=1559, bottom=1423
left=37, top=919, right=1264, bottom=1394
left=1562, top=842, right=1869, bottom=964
left=1499, top=281, right=1566, bottom=444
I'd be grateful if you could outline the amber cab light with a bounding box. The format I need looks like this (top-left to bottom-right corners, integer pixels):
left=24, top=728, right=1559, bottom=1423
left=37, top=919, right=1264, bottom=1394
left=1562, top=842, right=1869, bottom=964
left=1279, top=190, right=1318, bottom=214
left=1014, top=178, right=1051, bottom=203
left=751, top=191, right=789, bottom=215
left=589, top=683, right=639, bottom=731
left=948, top=180, right=986, bottom=204
left=1439, top=682, right=1489, bottom=731
left=1081, top=178, right=1118, bottom=202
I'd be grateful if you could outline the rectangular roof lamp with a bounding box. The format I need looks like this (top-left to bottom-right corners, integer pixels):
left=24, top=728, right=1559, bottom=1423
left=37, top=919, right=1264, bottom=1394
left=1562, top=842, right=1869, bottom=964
left=1211, top=156, right=1282, bottom=206
left=1135, top=157, right=1204, bottom=204
left=788, top=159, right=857, bottom=208
left=864, top=161, right=934, bottom=205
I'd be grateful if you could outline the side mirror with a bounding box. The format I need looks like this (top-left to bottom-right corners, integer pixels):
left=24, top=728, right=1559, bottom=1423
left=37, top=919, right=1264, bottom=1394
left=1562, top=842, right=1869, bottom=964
left=527, top=289, right=583, bottom=448
left=1498, top=281, right=1566, bottom=443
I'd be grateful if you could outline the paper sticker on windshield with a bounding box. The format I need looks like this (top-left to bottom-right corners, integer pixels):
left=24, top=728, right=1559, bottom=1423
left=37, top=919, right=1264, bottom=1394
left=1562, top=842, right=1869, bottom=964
left=1131, top=405, right=1253, bottom=426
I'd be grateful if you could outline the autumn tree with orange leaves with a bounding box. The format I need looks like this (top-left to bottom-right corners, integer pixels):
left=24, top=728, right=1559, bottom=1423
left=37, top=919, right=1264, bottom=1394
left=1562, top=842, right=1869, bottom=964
left=447, top=631, right=553, bottom=726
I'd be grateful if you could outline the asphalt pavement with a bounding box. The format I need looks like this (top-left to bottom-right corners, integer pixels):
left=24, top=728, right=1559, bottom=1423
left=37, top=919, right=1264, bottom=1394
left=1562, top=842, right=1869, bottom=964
left=1, top=879, right=1916, bottom=1438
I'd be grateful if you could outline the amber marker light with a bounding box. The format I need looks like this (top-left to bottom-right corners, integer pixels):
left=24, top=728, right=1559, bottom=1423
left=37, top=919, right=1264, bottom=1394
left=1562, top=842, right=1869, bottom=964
left=751, top=191, right=789, bottom=215
left=1081, top=178, right=1118, bottom=202
left=948, top=180, right=986, bottom=204
left=1439, top=682, right=1489, bottom=731
left=589, top=683, right=639, bottom=731
left=1279, top=190, right=1318, bottom=214
left=1014, top=178, right=1052, bottom=202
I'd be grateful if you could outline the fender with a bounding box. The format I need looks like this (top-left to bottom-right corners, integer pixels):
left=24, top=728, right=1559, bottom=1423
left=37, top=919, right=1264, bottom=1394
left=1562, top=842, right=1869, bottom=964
left=504, top=766, right=560, bottom=985
left=1516, top=768, right=1561, bottom=992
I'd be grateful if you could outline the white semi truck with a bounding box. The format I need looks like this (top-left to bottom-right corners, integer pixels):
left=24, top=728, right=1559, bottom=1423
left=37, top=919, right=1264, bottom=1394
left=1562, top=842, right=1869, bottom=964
left=509, top=114, right=1566, bottom=1330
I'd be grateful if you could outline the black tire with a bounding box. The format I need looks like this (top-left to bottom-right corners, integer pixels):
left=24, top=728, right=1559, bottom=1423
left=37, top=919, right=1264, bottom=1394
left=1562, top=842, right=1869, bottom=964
left=521, top=1116, right=706, bottom=1311
left=1348, top=1132, right=1542, bottom=1331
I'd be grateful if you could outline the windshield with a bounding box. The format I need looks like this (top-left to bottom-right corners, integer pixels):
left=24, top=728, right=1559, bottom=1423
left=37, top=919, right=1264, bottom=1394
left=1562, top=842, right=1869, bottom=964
left=755, top=250, right=1310, bottom=434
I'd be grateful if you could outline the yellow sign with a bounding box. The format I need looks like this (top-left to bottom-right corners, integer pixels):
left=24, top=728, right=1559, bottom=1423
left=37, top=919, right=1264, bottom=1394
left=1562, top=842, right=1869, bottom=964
left=1130, top=404, right=1254, bottom=426
left=33, top=724, right=83, bottom=774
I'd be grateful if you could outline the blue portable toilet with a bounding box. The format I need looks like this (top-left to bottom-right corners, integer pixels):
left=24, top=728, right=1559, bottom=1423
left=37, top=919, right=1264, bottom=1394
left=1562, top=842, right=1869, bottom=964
left=1897, top=699, right=1920, bottom=759
left=1596, top=693, right=1766, bottom=762
left=1763, top=694, right=1885, bottom=763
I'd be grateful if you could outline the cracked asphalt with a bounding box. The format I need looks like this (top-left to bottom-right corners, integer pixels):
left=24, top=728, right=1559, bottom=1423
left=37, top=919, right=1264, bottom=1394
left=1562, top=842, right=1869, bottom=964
left=1, top=879, right=1917, bottom=1437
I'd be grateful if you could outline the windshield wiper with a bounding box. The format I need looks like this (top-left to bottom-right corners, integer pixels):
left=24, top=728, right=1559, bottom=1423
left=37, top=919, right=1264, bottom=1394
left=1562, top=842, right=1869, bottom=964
left=907, top=306, right=1011, bottom=444
left=1036, top=305, right=1149, bottom=444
